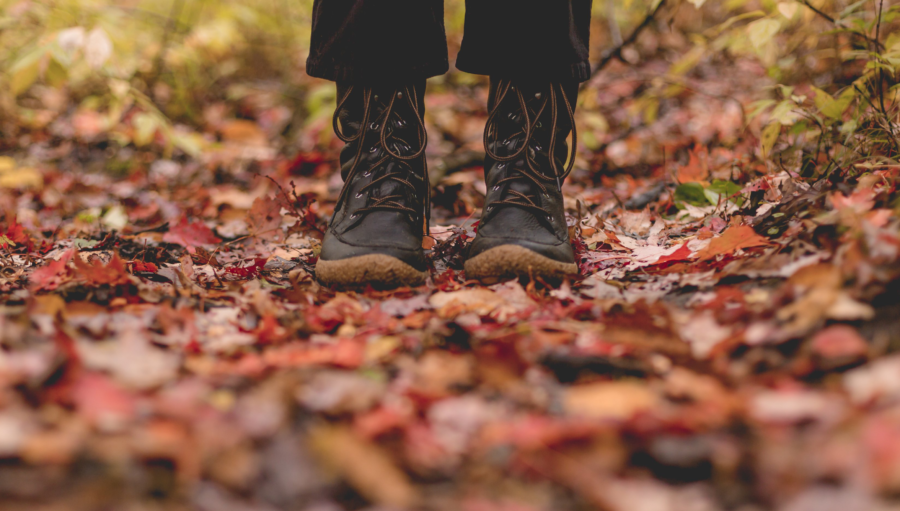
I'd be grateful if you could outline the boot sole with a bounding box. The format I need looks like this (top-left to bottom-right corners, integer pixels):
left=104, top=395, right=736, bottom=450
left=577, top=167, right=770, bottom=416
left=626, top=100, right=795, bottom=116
left=465, top=244, right=578, bottom=284
left=315, top=254, right=427, bottom=288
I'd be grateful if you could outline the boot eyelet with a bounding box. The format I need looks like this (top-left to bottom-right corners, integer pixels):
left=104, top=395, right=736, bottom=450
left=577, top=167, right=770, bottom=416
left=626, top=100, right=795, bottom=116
left=497, top=163, right=506, bottom=169
left=369, top=122, right=379, bottom=130
left=355, top=192, right=364, bottom=199
left=364, top=169, right=372, bottom=177
left=492, top=185, right=500, bottom=191
left=546, top=215, right=552, bottom=222
left=535, top=92, right=542, bottom=100
left=350, top=213, right=360, bottom=219
left=536, top=121, right=543, bottom=128
left=397, top=119, right=406, bottom=127
left=534, top=143, right=542, bottom=151
left=507, top=112, right=515, bottom=120
left=396, top=91, right=404, bottom=99
left=374, top=94, right=379, bottom=101
left=369, top=146, right=378, bottom=153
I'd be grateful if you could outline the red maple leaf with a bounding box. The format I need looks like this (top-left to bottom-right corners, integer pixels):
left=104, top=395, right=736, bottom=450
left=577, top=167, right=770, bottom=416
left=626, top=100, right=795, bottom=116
left=29, top=249, right=74, bottom=291
left=2, top=216, right=31, bottom=249
left=131, top=261, right=158, bottom=273
left=652, top=243, right=694, bottom=266
left=223, top=257, right=267, bottom=279
left=162, top=217, right=222, bottom=254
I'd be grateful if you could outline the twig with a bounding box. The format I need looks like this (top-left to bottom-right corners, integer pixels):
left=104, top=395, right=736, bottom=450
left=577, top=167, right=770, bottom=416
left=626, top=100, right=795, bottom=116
left=798, top=0, right=884, bottom=51
left=265, top=175, right=325, bottom=235
left=590, top=0, right=667, bottom=79
left=873, top=0, right=897, bottom=157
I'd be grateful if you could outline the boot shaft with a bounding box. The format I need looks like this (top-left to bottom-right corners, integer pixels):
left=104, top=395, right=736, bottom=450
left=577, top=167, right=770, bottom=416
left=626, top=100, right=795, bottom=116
left=479, top=78, right=579, bottom=243
left=330, top=81, right=430, bottom=234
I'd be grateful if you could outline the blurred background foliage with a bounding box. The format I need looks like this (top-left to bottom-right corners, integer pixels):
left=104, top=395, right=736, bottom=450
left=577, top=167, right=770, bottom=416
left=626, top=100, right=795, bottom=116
left=0, top=0, right=897, bottom=175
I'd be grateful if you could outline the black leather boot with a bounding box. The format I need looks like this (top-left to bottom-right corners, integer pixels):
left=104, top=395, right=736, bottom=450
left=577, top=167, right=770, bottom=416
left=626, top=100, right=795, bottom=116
left=315, top=82, right=430, bottom=288
left=465, top=79, right=580, bottom=283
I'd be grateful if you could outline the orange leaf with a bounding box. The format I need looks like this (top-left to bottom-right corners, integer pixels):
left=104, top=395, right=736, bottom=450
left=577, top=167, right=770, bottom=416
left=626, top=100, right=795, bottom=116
left=73, top=253, right=131, bottom=286
left=697, top=225, right=770, bottom=260
left=676, top=145, right=710, bottom=183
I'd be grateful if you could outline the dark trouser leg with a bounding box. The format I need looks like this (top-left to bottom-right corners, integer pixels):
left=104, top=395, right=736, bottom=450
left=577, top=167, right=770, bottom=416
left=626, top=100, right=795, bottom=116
left=455, top=0, right=593, bottom=82
left=306, top=0, right=449, bottom=83
left=461, top=1, right=590, bottom=282
left=309, top=2, right=441, bottom=288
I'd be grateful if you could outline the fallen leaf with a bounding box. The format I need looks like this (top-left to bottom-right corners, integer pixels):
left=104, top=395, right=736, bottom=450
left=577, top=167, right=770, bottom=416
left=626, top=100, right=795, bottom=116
left=308, top=426, right=419, bottom=509
left=811, top=325, right=868, bottom=361
left=697, top=225, right=770, bottom=260
left=73, top=252, right=131, bottom=286
left=564, top=381, right=658, bottom=421
left=247, top=196, right=284, bottom=241
left=30, top=249, right=74, bottom=291
left=163, top=217, right=222, bottom=254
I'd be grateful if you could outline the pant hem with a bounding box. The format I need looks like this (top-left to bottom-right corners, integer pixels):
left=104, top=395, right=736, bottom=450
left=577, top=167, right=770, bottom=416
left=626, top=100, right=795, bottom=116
left=454, top=55, right=592, bottom=83
left=306, top=58, right=450, bottom=83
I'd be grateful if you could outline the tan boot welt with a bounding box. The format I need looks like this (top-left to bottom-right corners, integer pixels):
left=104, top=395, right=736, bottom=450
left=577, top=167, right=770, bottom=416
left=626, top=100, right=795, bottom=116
left=465, top=244, right=578, bottom=283
left=316, top=254, right=427, bottom=288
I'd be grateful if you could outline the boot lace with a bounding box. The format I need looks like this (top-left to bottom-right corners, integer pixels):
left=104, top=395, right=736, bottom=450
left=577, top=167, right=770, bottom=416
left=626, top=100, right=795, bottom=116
left=483, top=79, right=577, bottom=219
left=332, top=85, right=430, bottom=233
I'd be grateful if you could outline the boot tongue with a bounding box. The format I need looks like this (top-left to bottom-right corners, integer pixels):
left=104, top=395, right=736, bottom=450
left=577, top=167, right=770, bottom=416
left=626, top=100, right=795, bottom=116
left=506, top=169, right=538, bottom=197
left=371, top=160, right=419, bottom=212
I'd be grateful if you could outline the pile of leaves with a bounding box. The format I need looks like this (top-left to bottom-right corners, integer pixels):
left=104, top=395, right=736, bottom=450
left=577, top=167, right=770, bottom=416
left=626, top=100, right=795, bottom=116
left=1, top=1, right=900, bottom=510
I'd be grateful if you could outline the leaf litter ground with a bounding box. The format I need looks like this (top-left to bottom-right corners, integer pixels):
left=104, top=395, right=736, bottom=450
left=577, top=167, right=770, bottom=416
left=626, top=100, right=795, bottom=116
left=1, top=55, right=900, bottom=511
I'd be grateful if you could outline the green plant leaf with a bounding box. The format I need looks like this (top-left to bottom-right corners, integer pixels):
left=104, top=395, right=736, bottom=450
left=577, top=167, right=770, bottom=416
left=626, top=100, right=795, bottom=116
left=674, top=182, right=711, bottom=207
left=703, top=188, right=721, bottom=205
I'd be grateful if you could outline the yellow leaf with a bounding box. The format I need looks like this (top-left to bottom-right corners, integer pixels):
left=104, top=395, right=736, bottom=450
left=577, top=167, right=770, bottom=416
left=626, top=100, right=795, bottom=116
left=44, top=57, right=68, bottom=88
left=0, top=166, right=43, bottom=189
left=10, top=49, right=44, bottom=97
left=770, top=100, right=800, bottom=125
left=760, top=121, right=781, bottom=158
left=747, top=18, right=781, bottom=52
left=670, top=45, right=706, bottom=76
left=132, top=113, right=159, bottom=147
left=811, top=86, right=854, bottom=120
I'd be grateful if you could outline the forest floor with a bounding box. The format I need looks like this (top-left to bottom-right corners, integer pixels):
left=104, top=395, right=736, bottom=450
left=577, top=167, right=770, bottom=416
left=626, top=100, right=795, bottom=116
left=1, top=49, right=900, bottom=511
